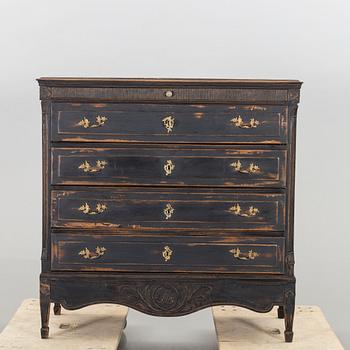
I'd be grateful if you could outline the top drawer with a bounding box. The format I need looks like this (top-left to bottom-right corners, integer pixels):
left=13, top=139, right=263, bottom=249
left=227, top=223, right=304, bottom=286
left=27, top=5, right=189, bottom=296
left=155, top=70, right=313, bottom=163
left=51, top=103, right=288, bottom=144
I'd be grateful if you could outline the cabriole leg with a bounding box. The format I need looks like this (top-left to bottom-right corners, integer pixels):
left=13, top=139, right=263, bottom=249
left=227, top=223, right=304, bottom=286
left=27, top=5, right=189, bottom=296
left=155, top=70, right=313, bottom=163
left=40, top=280, right=51, bottom=339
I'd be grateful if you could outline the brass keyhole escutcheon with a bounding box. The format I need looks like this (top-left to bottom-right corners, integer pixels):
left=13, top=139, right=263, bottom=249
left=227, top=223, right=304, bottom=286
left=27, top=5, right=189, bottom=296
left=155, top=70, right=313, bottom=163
left=163, top=160, right=175, bottom=176
left=162, top=246, right=173, bottom=262
left=163, top=203, right=174, bottom=220
left=162, top=116, right=175, bottom=133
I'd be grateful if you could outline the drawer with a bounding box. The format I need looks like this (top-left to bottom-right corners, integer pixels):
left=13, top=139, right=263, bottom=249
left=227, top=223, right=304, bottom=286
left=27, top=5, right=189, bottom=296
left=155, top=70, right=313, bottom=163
left=51, top=103, right=288, bottom=144
left=51, top=147, right=287, bottom=188
left=51, top=234, right=285, bottom=274
left=51, top=189, right=286, bottom=232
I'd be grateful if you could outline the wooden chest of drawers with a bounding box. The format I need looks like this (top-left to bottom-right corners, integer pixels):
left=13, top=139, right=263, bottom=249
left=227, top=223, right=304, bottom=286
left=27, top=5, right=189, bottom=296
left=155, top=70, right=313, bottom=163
left=38, top=78, right=301, bottom=343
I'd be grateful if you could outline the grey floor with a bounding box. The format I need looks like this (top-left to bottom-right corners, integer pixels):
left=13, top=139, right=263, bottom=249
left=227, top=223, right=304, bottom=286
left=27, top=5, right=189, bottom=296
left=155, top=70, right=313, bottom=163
left=119, top=309, right=217, bottom=350
left=0, top=259, right=347, bottom=349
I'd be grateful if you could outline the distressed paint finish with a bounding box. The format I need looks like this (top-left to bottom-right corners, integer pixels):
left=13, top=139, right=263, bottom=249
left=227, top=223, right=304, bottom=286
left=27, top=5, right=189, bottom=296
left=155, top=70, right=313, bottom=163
left=38, top=77, right=301, bottom=343
left=52, top=146, right=287, bottom=187
left=51, top=103, right=288, bottom=144
left=51, top=234, right=285, bottom=274
left=51, top=188, right=286, bottom=231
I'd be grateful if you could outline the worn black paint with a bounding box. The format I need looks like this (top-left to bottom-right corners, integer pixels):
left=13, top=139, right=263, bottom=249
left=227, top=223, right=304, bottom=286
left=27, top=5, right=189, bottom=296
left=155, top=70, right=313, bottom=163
left=51, top=234, right=284, bottom=273
left=38, top=78, right=301, bottom=343
left=51, top=188, right=286, bottom=231
left=52, top=103, right=287, bottom=143
left=52, top=146, right=287, bottom=187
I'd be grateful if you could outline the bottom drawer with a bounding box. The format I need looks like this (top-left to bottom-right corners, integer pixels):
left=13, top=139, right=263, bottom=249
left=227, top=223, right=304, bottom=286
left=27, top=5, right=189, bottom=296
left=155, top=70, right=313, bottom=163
left=52, top=235, right=285, bottom=274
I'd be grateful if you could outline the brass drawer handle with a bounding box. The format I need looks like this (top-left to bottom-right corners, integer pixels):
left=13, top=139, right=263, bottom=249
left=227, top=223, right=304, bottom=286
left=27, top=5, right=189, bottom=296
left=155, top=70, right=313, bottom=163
left=77, top=116, right=107, bottom=128
left=162, top=116, right=175, bottom=133
left=163, top=203, right=174, bottom=220
left=229, top=247, right=259, bottom=260
left=162, top=246, right=173, bottom=262
left=164, top=160, right=175, bottom=176
left=230, top=160, right=261, bottom=174
left=78, top=202, right=107, bottom=215
left=229, top=203, right=259, bottom=217
left=78, top=160, right=107, bottom=173
left=231, top=115, right=260, bottom=129
left=79, top=246, right=106, bottom=260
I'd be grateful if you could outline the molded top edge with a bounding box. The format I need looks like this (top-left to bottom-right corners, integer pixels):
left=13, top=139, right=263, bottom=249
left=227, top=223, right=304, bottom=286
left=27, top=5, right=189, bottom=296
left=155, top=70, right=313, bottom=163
left=37, top=77, right=302, bottom=89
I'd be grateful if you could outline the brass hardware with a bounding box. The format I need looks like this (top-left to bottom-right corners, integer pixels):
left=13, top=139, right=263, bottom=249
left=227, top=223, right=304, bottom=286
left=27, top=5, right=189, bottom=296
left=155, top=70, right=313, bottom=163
left=78, top=160, right=107, bottom=173
left=229, top=203, right=259, bottom=217
left=165, top=90, right=174, bottom=97
left=77, top=116, right=107, bottom=128
left=164, top=160, right=175, bottom=176
left=231, top=116, right=260, bottom=129
left=162, top=246, right=173, bottom=262
left=78, top=203, right=107, bottom=215
left=162, top=116, right=175, bottom=133
left=229, top=247, right=259, bottom=260
left=230, top=160, right=261, bottom=174
left=163, top=203, right=174, bottom=220
left=79, top=246, right=106, bottom=260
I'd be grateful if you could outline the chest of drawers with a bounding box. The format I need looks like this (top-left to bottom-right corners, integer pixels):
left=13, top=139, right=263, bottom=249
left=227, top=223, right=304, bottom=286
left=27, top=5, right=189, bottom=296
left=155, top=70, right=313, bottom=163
left=38, top=78, right=301, bottom=343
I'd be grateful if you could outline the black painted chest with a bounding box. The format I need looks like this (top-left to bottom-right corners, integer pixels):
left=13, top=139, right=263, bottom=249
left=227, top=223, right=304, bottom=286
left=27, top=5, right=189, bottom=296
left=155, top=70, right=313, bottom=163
left=38, top=77, right=301, bottom=342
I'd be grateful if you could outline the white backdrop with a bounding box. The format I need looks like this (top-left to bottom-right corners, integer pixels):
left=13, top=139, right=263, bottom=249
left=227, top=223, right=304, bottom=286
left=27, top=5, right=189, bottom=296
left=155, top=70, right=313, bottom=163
left=0, top=0, right=349, bottom=348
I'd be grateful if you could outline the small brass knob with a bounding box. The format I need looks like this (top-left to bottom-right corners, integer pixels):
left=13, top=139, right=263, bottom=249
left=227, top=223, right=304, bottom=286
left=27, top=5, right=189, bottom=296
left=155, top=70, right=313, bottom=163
left=165, top=90, right=174, bottom=97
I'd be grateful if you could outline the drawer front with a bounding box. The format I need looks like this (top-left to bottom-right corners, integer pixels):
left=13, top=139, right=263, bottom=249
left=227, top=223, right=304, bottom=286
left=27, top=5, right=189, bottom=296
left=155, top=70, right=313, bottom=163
left=51, top=235, right=285, bottom=274
left=51, top=189, right=286, bottom=231
left=52, top=147, right=287, bottom=188
left=51, top=103, right=288, bottom=144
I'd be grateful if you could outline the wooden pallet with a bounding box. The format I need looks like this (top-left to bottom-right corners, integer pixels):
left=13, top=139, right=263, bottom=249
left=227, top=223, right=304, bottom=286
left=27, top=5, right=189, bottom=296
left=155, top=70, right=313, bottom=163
left=213, top=305, right=344, bottom=349
left=0, top=299, right=128, bottom=350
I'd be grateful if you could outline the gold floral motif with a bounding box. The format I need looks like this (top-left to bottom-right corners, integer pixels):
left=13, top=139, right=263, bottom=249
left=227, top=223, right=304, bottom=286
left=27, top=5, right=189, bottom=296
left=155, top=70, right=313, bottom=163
left=77, top=116, right=107, bottom=128
left=231, top=116, right=260, bottom=129
left=229, top=203, right=259, bottom=217
left=229, top=247, right=259, bottom=260
left=78, top=203, right=107, bottom=215
left=78, top=160, right=107, bottom=173
left=230, top=160, right=261, bottom=174
left=79, top=246, right=106, bottom=260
